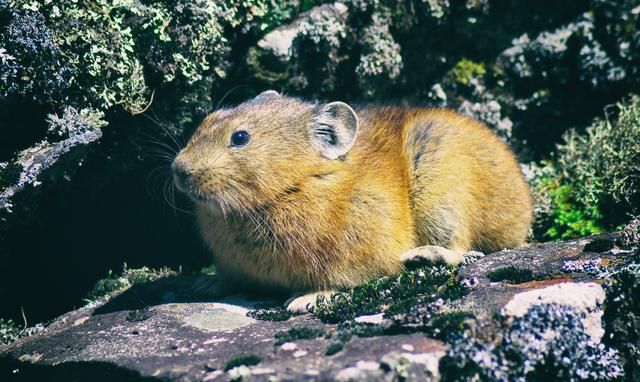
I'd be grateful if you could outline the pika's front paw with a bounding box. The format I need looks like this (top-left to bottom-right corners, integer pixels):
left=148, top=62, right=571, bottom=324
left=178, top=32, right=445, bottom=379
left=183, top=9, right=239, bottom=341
left=401, top=245, right=465, bottom=266
left=285, top=291, right=335, bottom=313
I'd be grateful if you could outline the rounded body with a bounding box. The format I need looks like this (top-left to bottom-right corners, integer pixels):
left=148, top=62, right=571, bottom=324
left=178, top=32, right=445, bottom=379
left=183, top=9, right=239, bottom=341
left=180, top=99, right=532, bottom=294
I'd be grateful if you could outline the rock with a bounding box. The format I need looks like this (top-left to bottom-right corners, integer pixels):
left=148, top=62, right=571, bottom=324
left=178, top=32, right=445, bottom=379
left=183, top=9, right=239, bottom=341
left=246, top=2, right=349, bottom=85
left=0, top=127, right=102, bottom=213
left=501, top=282, right=605, bottom=341
left=620, top=216, right=640, bottom=248
left=0, top=287, right=445, bottom=381
left=603, top=263, right=640, bottom=380
left=1, top=233, right=637, bottom=380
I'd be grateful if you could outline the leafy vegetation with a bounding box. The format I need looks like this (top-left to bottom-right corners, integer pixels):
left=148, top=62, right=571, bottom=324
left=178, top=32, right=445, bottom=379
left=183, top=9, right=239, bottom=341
left=529, top=96, right=640, bottom=240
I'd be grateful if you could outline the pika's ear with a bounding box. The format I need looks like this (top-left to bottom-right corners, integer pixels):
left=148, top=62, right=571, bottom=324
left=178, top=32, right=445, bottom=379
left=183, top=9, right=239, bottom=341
left=311, top=102, right=358, bottom=159
left=254, top=90, right=280, bottom=101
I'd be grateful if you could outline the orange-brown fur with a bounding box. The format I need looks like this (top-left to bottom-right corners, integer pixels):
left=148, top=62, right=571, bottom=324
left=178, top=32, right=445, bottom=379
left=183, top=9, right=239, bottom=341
left=173, top=93, right=532, bottom=295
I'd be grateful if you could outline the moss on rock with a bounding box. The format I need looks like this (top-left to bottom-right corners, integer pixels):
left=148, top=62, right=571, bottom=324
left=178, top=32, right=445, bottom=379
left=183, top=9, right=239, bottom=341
left=274, top=325, right=326, bottom=345
left=313, top=264, right=463, bottom=324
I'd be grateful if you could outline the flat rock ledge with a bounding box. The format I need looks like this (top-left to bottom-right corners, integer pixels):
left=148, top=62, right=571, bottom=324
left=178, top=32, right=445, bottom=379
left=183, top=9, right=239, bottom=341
left=1, top=232, right=638, bottom=381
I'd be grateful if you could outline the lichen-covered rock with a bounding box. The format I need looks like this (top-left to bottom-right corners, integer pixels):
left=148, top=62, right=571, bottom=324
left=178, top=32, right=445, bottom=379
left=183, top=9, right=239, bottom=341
left=0, top=113, right=103, bottom=215
left=603, top=263, right=640, bottom=381
left=619, top=216, right=640, bottom=249
left=355, top=10, right=403, bottom=98
left=2, top=234, right=637, bottom=381
left=440, top=304, right=625, bottom=382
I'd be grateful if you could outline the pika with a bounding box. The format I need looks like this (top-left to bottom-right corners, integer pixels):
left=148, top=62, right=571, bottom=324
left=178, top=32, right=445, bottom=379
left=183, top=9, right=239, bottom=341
left=172, top=91, right=532, bottom=312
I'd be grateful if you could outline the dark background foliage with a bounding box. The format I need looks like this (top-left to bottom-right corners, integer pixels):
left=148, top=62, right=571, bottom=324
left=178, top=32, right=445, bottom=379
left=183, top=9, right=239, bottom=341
left=0, top=0, right=638, bottom=325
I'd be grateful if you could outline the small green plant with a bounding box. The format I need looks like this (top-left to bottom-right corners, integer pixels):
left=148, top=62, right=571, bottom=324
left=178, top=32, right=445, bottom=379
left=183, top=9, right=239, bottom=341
left=451, top=59, right=486, bottom=85
left=224, top=353, right=262, bottom=371
left=546, top=184, right=604, bottom=240
left=274, top=325, right=326, bottom=345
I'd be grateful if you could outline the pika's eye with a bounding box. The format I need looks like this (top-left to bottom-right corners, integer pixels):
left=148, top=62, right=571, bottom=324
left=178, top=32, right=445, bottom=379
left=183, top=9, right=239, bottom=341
left=230, top=130, right=250, bottom=148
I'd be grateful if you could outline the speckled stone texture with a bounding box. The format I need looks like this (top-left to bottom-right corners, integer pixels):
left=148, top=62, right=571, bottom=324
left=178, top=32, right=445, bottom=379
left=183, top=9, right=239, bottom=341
left=1, top=232, right=638, bottom=381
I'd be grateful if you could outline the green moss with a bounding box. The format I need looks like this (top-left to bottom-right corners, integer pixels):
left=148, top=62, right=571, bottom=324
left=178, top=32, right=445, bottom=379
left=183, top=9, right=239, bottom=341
left=84, top=264, right=178, bottom=303
left=545, top=184, right=604, bottom=240
left=200, top=264, right=216, bottom=275
left=487, top=266, right=535, bottom=284
left=314, top=264, right=463, bottom=324
left=246, top=307, right=292, bottom=322
left=274, top=325, right=326, bottom=345
left=224, top=353, right=262, bottom=371
left=451, top=59, right=486, bottom=85
left=425, top=311, right=474, bottom=343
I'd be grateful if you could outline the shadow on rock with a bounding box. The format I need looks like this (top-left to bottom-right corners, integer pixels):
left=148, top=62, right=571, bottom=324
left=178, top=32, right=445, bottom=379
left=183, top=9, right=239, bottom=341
left=0, top=356, right=164, bottom=382
left=93, top=275, right=286, bottom=316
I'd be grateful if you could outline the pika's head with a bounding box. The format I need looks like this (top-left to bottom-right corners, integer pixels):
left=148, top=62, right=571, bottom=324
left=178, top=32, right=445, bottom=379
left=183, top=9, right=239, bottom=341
left=172, top=91, right=358, bottom=210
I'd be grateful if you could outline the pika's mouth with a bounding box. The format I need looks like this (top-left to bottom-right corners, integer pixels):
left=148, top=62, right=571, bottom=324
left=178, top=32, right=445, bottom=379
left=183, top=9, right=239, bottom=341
left=172, top=159, right=209, bottom=203
left=172, top=174, right=208, bottom=203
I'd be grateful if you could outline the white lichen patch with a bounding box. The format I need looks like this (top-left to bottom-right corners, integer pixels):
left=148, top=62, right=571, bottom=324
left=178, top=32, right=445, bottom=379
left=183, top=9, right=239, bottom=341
left=292, top=350, right=308, bottom=358
left=164, top=299, right=258, bottom=333
left=280, top=342, right=297, bottom=351
left=502, top=282, right=605, bottom=341
left=354, top=313, right=384, bottom=324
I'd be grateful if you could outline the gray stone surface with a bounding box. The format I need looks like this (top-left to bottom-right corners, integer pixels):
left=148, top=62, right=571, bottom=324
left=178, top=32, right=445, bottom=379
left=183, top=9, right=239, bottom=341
left=1, top=233, right=637, bottom=381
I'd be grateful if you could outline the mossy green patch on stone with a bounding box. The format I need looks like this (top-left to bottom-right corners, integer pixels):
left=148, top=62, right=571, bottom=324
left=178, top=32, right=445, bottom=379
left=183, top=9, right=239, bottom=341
left=224, top=353, right=262, bottom=371
left=84, top=265, right=179, bottom=303
left=274, top=325, right=326, bottom=345
left=424, top=311, right=474, bottom=344
left=487, top=266, right=535, bottom=284
left=314, top=264, right=463, bottom=324
left=246, top=307, right=292, bottom=322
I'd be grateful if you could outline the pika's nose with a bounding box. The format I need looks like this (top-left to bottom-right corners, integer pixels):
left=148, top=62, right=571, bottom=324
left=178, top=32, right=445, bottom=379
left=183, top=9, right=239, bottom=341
left=171, top=157, right=192, bottom=192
